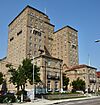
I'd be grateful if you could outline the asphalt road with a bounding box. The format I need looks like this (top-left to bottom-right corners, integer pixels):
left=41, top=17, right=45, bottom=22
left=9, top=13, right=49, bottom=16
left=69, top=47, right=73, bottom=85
left=52, top=97, right=100, bottom=105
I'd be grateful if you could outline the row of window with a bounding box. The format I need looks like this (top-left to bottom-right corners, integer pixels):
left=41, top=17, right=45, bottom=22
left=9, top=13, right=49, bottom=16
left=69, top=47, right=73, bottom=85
left=47, top=80, right=58, bottom=91
left=29, top=42, right=41, bottom=49
left=30, top=29, right=42, bottom=36
left=10, top=30, right=22, bottom=42
left=47, top=71, right=59, bottom=76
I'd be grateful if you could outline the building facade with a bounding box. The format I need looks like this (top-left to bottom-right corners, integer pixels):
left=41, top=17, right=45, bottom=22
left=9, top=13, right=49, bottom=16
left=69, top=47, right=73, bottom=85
left=0, top=57, right=15, bottom=91
left=34, top=55, right=63, bottom=93
left=65, top=64, right=97, bottom=93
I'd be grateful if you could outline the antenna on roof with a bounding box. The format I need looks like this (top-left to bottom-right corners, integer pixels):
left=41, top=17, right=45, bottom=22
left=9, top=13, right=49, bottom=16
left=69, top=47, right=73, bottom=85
left=88, top=54, right=91, bottom=66
left=44, top=8, right=47, bottom=14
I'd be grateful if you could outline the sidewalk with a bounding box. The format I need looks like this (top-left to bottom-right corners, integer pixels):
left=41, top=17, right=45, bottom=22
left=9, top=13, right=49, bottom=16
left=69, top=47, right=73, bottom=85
left=12, top=95, right=100, bottom=105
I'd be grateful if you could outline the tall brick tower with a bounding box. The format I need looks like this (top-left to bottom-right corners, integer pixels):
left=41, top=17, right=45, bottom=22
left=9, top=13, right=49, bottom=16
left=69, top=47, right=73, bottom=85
left=7, top=5, right=54, bottom=65
left=52, top=26, right=79, bottom=67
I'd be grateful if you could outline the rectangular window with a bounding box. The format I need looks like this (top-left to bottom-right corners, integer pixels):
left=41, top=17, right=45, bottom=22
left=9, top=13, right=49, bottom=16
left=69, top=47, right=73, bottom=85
left=39, top=45, right=41, bottom=49
left=72, top=44, right=76, bottom=49
left=29, top=43, right=32, bottom=47
left=30, top=30, right=32, bottom=33
left=17, top=30, right=22, bottom=36
left=10, top=37, right=14, bottom=41
left=55, top=81, right=58, bottom=91
left=33, top=30, right=41, bottom=36
left=34, top=38, right=37, bottom=41
left=47, top=81, right=51, bottom=91
left=39, top=39, right=41, bottom=42
left=34, top=51, right=36, bottom=55
left=34, top=44, right=36, bottom=48
left=30, top=36, right=32, bottom=40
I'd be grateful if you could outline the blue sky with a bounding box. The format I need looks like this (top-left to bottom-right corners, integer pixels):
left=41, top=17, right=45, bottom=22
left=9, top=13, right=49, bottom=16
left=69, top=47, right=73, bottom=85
left=0, top=0, right=100, bottom=70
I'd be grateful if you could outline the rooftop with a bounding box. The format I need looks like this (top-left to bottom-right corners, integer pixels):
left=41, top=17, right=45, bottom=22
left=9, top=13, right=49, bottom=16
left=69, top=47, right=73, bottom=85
left=0, top=57, right=7, bottom=61
left=96, top=72, right=100, bottom=78
left=54, top=25, right=78, bottom=33
left=8, top=5, right=48, bottom=26
left=65, top=64, right=97, bottom=71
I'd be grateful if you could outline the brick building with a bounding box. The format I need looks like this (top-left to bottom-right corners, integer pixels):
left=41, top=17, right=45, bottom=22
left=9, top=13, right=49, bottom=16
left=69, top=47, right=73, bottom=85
left=65, top=64, right=97, bottom=93
left=0, top=5, right=63, bottom=93
left=53, top=26, right=79, bottom=67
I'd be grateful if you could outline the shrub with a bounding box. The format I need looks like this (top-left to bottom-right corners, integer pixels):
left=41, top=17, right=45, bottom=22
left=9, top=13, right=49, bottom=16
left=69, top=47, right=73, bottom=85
left=16, top=90, right=30, bottom=102
left=0, top=93, right=16, bottom=103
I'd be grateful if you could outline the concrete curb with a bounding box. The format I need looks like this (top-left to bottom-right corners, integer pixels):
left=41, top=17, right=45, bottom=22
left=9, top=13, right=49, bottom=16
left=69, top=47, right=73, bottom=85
left=0, top=96, right=100, bottom=105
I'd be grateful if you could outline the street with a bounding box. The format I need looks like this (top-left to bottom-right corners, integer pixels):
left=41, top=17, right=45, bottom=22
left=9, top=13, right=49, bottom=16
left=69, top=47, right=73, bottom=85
left=52, top=97, right=100, bottom=105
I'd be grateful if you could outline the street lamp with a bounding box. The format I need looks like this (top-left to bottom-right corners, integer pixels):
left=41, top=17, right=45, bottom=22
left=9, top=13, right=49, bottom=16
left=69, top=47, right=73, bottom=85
left=44, top=60, right=47, bottom=94
left=60, top=63, right=62, bottom=93
left=32, top=56, right=35, bottom=102
left=95, top=40, right=100, bottom=43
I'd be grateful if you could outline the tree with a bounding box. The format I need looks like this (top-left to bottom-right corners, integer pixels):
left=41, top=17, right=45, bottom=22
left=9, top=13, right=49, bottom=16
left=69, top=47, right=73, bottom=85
left=21, top=58, right=41, bottom=85
left=6, top=58, right=41, bottom=91
left=6, top=64, right=20, bottom=91
left=63, top=74, right=69, bottom=91
left=71, top=77, right=85, bottom=92
left=0, top=72, right=7, bottom=95
left=1, top=80, right=7, bottom=95
left=0, top=72, right=4, bottom=85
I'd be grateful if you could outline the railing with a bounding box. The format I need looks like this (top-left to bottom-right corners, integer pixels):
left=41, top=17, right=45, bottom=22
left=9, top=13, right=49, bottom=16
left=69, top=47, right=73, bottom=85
left=47, top=75, right=60, bottom=80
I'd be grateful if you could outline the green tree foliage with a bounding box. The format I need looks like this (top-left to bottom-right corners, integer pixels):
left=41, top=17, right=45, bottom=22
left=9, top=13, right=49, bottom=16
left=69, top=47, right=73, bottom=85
left=63, top=74, right=69, bottom=91
left=6, top=58, right=41, bottom=91
left=72, top=77, right=85, bottom=92
left=1, top=80, right=7, bottom=94
left=6, top=64, right=20, bottom=91
left=21, top=58, right=41, bottom=85
left=0, top=72, right=4, bottom=85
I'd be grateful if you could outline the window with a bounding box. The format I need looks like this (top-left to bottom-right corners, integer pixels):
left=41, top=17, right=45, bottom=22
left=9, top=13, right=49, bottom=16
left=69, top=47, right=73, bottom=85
left=30, top=36, right=32, bottom=40
left=29, top=49, right=32, bottom=53
left=47, top=71, right=51, bottom=79
left=55, top=72, right=59, bottom=77
left=34, top=44, right=37, bottom=48
left=47, top=81, right=51, bottom=91
left=30, top=30, right=32, bottom=33
left=48, top=60, right=51, bottom=66
left=39, top=45, right=41, bottom=49
left=33, top=30, right=41, bottom=36
left=17, top=30, right=22, bottom=36
left=34, top=51, right=36, bottom=55
left=72, top=44, right=76, bottom=49
left=29, top=43, right=32, bottom=47
left=39, top=39, right=41, bottom=42
left=83, top=69, right=85, bottom=72
left=55, top=81, right=58, bottom=91
left=10, top=37, right=14, bottom=41
left=47, top=71, right=51, bottom=75
left=34, top=38, right=37, bottom=41
left=30, top=13, right=35, bottom=16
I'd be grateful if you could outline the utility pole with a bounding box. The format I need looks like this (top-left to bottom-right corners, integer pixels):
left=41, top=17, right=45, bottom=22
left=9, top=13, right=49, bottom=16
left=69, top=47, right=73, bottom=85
left=32, top=56, right=35, bottom=102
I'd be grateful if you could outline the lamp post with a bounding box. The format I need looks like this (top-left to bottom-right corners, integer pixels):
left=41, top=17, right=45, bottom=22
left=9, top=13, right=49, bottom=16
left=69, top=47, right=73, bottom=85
left=60, top=63, right=63, bottom=93
left=95, top=40, right=100, bottom=43
left=44, top=60, right=47, bottom=94
left=32, top=56, right=35, bottom=101
left=27, top=53, right=35, bottom=101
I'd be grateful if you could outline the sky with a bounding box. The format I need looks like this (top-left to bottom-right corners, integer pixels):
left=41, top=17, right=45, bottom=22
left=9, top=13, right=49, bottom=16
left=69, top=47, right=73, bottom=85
left=0, top=0, right=100, bottom=70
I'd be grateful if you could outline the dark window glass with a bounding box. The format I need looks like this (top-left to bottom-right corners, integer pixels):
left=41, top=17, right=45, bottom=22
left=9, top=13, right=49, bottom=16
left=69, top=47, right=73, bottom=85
left=10, top=37, right=14, bottom=41
left=17, top=30, right=22, bottom=36
left=33, top=30, right=41, bottom=36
